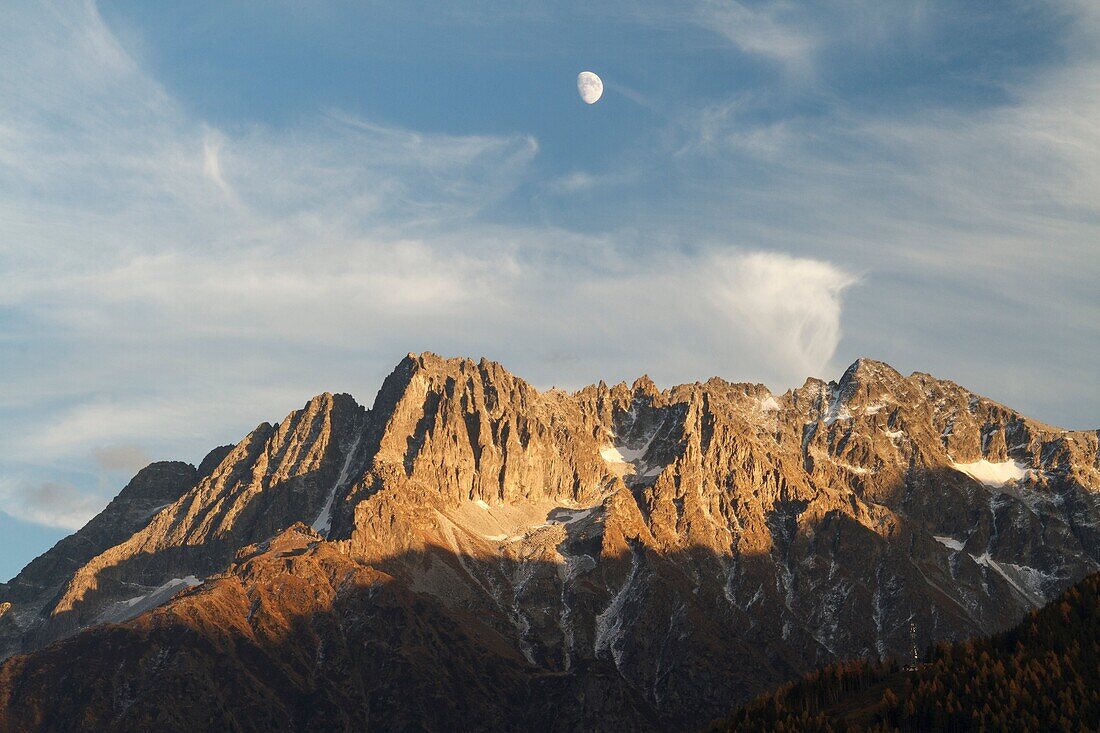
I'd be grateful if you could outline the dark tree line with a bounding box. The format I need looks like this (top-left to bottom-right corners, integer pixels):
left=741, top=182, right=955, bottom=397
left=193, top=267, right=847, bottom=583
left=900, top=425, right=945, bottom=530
left=708, top=572, right=1100, bottom=732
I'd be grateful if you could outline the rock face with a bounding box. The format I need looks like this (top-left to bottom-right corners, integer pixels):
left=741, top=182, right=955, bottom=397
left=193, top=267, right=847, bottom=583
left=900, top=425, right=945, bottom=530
left=0, top=391, right=365, bottom=659
left=1, top=353, right=1098, bottom=731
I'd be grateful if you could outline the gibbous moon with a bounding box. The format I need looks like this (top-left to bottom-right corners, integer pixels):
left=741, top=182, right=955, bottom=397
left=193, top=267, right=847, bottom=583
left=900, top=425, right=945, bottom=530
left=577, top=71, right=603, bottom=104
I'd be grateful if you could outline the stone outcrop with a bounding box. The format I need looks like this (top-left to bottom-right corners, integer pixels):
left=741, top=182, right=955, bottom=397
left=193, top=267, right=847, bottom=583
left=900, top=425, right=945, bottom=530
left=1, top=353, right=1097, bottom=730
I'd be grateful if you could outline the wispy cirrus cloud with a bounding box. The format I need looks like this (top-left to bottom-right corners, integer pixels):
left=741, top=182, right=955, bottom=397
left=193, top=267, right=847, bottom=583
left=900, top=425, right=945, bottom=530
left=692, top=0, right=816, bottom=69
left=662, top=2, right=1100, bottom=423
left=0, top=0, right=856, bottom=534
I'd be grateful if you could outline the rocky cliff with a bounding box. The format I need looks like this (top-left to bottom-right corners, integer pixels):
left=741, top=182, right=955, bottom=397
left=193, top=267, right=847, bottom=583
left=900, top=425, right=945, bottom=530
left=1, top=353, right=1097, bottom=730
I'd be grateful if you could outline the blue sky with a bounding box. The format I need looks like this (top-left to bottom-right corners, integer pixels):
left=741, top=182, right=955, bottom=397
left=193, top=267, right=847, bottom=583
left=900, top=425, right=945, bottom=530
left=1, top=0, right=1098, bottom=580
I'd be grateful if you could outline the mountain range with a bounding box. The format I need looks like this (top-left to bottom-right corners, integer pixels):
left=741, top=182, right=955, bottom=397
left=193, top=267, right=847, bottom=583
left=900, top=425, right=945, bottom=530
left=1, top=352, right=1098, bottom=731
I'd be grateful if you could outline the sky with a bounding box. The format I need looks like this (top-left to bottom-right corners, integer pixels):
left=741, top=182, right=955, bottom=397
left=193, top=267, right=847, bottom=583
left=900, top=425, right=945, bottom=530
left=1, top=0, right=1098, bottom=581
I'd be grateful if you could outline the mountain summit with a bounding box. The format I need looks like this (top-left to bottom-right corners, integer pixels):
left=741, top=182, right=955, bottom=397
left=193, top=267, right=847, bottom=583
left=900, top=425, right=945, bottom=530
left=1, top=353, right=1098, bottom=730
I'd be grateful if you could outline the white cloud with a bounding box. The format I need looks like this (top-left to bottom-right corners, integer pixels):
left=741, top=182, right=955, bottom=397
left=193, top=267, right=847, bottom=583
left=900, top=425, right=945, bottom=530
left=704, top=252, right=856, bottom=378
left=544, top=170, right=636, bottom=195
left=0, top=479, right=108, bottom=531
left=663, top=3, right=1100, bottom=428
left=680, top=56, right=1100, bottom=274
left=694, top=0, right=816, bottom=69
left=0, top=1, right=858, bottom=531
left=201, top=130, right=240, bottom=206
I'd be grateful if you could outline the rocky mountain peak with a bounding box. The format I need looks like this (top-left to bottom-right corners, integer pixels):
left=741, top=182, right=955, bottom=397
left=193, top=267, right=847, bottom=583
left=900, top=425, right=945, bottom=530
left=196, top=444, right=234, bottom=479
left=0, top=460, right=199, bottom=611
left=837, top=357, right=905, bottom=393
left=1, top=353, right=1098, bottom=731
left=630, top=374, right=659, bottom=399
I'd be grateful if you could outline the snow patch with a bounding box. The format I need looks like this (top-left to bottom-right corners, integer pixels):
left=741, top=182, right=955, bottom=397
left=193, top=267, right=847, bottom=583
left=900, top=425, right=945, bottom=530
left=824, top=405, right=851, bottom=426
left=760, top=395, right=781, bottom=412
left=952, top=459, right=1028, bottom=487
left=934, top=535, right=964, bottom=551
left=595, top=549, right=642, bottom=672
left=547, top=507, right=596, bottom=525
left=600, top=445, right=628, bottom=464
left=120, top=576, right=203, bottom=611
left=1003, top=562, right=1055, bottom=600
left=312, top=435, right=361, bottom=537
left=801, top=423, right=817, bottom=453
left=833, top=460, right=872, bottom=475
left=144, top=503, right=173, bottom=519
left=600, top=428, right=663, bottom=479
left=970, top=553, right=1043, bottom=605
left=615, top=441, right=652, bottom=463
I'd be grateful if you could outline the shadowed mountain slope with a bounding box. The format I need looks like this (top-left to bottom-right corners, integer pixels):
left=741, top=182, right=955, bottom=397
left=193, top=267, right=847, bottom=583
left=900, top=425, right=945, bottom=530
left=709, top=571, right=1100, bottom=732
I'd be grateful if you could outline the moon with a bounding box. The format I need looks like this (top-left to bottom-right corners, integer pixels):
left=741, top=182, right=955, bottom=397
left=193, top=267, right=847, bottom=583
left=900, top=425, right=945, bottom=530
left=577, top=71, right=603, bottom=104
